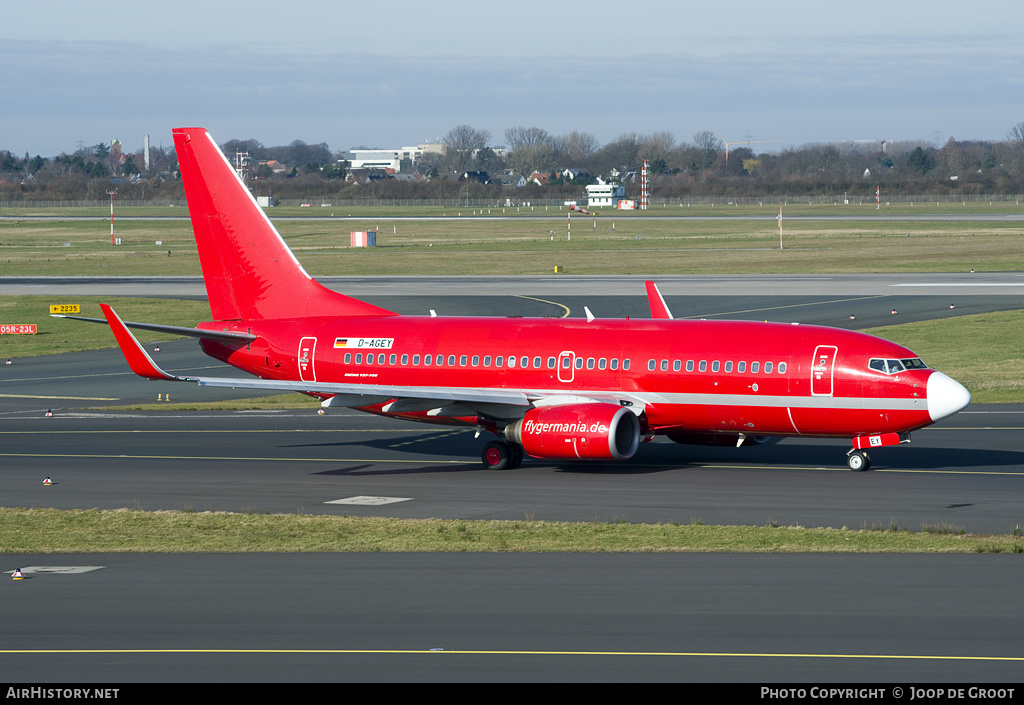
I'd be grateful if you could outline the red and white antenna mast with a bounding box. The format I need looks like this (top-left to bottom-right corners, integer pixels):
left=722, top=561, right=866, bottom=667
left=640, top=159, right=650, bottom=210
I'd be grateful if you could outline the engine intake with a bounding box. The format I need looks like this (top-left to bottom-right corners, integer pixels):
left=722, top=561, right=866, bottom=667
left=506, top=403, right=640, bottom=460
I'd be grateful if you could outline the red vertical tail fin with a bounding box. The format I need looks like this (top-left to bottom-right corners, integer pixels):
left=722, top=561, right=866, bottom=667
left=172, top=127, right=396, bottom=321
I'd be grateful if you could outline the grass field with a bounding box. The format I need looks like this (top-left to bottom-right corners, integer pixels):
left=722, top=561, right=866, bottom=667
left=2, top=204, right=1024, bottom=276
left=1, top=507, right=1020, bottom=554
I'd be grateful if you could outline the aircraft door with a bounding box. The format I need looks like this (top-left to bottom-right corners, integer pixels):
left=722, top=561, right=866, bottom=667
left=558, top=351, right=576, bottom=383
left=298, top=337, right=317, bottom=382
left=810, top=345, right=837, bottom=396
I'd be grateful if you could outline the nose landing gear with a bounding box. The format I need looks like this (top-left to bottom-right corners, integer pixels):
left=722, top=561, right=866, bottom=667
left=847, top=449, right=871, bottom=472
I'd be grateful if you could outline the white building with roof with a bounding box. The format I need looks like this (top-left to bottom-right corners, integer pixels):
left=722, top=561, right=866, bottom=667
left=586, top=183, right=626, bottom=208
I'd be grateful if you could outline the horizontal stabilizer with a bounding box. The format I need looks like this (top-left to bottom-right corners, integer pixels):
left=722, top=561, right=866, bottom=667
left=52, top=314, right=256, bottom=343
left=99, top=304, right=194, bottom=382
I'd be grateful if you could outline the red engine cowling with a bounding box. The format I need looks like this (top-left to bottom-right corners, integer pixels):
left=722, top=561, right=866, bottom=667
left=506, top=403, right=641, bottom=460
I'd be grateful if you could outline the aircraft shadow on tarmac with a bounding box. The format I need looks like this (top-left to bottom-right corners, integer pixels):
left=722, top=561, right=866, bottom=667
left=300, top=431, right=1024, bottom=474
left=643, top=441, right=1024, bottom=471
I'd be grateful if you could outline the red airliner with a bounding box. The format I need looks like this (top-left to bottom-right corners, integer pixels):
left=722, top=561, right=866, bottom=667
left=74, top=127, right=971, bottom=471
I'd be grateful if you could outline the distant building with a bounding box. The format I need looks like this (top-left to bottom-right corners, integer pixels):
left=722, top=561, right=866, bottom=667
left=586, top=183, right=626, bottom=208
left=345, top=144, right=444, bottom=170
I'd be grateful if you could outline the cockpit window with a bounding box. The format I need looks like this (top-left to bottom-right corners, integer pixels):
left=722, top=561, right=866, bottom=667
left=869, top=357, right=928, bottom=374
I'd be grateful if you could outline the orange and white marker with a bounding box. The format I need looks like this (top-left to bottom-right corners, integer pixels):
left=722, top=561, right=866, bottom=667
left=45, top=409, right=52, bottom=417
left=12, top=569, right=24, bottom=580
left=43, top=477, right=52, bottom=486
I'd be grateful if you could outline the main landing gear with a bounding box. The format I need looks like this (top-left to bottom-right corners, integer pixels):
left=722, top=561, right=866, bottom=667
left=482, top=440, right=524, bottom=470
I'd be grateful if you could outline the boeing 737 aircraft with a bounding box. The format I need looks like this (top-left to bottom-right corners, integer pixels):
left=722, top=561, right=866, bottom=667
left=64, top=127, right=971, bottom=471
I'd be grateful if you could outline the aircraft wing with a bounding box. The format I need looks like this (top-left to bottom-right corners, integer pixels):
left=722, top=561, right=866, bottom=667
left=98, top=304, right=532, bottom=416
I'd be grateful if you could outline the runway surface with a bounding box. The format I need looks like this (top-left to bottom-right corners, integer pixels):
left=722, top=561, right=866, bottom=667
left=2, top=275, right=1023, bottom=682
left=4, top=554, right=1022, bottom=682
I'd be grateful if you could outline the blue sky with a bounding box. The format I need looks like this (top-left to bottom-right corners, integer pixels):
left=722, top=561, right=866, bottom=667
left=2, top=0, right=1022, bottom=156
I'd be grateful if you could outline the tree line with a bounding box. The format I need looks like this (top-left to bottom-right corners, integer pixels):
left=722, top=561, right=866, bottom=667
left=3, top=123, right=1024, bottom=203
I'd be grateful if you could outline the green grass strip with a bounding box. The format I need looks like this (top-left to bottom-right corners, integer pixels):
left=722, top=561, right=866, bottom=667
left=1, top=508, right=1022, bottom=554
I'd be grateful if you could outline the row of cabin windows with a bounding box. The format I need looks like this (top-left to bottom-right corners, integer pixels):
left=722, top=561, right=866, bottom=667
left=343, top=352, right=633, bottom=371
left=648, top=359, right=788, bottom=375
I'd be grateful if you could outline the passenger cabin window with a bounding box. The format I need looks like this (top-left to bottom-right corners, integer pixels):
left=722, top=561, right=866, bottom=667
left=535, top=356, right=542, bottom=368
left=751, top=362, right=759, bottom=373
left=413, top=355, right=420, bottom=365
left=648, top=359, right=656, bottom=371
left=623, top=359, right=631, bottom=370
left=345, top=353, right=352, bottom=364
left=778, top=362, right=786, bottom=374
left=548, top=357, right=556, bottom=369
left=686, top=360, right=694, bottom=372
left=610, top=359, right=619, bottom=370
left=765, top=362, right=773, bottom=374
left=738, top=361, right=746, bottom=373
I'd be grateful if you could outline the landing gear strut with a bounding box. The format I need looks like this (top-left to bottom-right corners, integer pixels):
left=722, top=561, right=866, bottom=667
left=847, top=450, right=871, bottom=472
left=482, top=440, right=524, bottom=470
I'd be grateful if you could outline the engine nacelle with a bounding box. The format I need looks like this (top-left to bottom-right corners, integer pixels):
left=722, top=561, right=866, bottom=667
left=666, top=431, right=772, bottom=447
left=506, top=403, right=640, bottom=460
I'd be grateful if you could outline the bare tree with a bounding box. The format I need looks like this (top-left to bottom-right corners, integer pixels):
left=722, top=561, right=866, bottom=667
left=443, top=125, right=491, bottom=173
left=692, top=130, right=722, bottom=169
left=1009, top=121, right=1024, bottom=149
left=554, top=130, right=600, bottom=169
left=504, top=126, right=555, bottom=175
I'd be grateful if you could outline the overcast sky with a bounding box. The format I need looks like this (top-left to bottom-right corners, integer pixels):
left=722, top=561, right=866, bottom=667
left=2, top=0, right=1022, bottom=156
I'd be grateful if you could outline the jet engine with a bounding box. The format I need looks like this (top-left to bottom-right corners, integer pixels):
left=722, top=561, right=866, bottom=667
left=506, top=403, right=640, bottom=460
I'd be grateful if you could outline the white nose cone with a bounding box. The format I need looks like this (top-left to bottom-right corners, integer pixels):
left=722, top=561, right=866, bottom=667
left=927, top=371, right=971, bottom=422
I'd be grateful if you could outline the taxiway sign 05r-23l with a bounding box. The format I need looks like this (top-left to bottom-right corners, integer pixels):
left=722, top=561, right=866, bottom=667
left=62, top=127, right=972, bottom=471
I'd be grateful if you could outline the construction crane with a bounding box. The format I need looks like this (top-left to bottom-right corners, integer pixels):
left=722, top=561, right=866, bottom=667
left=723, top=139, right=780, bottom=164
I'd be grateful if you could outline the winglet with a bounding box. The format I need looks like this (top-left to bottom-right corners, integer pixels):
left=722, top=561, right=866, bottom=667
left=99, top=304, right=184, bottom=382
left=644, top=281, right=674, bottom=319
